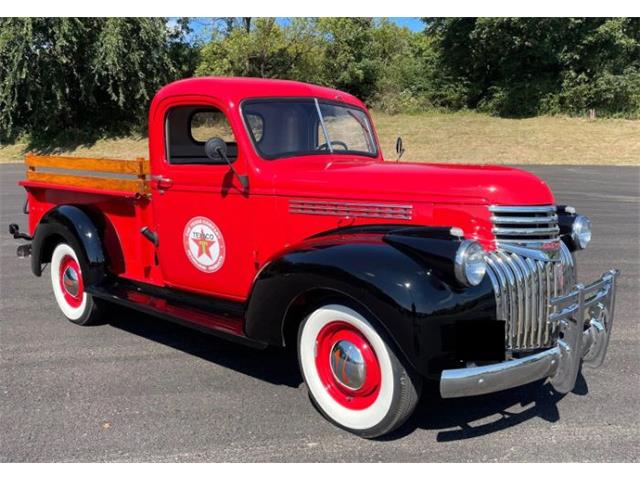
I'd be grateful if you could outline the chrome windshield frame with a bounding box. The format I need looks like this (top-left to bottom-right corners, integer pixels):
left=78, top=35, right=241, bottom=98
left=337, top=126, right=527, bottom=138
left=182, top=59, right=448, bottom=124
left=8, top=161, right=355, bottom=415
left=314, top=98, right=333, bottom=154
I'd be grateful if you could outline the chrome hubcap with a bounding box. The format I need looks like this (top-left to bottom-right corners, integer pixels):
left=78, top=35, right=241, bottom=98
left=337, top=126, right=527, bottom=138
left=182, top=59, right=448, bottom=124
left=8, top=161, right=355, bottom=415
left=330, top=340, right=366, bottom=390
left=62, top=267, right=79, bottom=296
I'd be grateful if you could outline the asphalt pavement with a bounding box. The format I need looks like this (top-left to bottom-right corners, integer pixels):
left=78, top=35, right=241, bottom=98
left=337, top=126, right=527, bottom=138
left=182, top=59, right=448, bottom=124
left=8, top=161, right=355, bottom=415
left=1, top=163, right=638, bottom=462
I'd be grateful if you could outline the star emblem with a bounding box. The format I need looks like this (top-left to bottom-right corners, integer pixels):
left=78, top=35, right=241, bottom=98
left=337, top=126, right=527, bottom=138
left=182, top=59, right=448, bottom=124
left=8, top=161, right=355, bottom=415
left=191, top=228, right=216, bottom=259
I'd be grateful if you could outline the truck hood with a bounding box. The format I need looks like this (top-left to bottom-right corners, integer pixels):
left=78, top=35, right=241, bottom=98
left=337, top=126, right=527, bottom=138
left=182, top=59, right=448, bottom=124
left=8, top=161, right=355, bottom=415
left=271, top=158, right=555, bottom=206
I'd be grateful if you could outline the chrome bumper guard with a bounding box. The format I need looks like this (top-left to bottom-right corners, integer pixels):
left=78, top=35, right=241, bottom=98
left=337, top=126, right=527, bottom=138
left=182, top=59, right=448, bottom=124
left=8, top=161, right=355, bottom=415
left=440, top=269, right=619, bottom=398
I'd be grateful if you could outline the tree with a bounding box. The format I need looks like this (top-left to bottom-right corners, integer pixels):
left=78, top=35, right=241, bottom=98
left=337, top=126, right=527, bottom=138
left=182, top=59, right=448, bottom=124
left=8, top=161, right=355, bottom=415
left=2, top=16, right=638, bottom=143
left=316, top=18, right=378, bottom=101
left=368, top=19, right=438, bottom=112
left=196, top=18, right=324, bottom=83
left=168, top=17, right=200, bottom=79
left=0, top=18, right=183, bottom=141
left=551, top=18, right=640, bottom=116
left=423, top=17, right=640, bottom=117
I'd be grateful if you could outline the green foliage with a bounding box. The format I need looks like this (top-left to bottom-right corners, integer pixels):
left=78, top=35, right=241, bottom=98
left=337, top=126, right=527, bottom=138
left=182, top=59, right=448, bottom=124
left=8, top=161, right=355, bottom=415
left=0, top=18, right=193, bottom=142
left=2, top=17, right=638, bottom=145
left=367, top=20, right=434, bottom=113
left=168, top=18, right=201, bottom=79
left=195, top=18, right=442, bottom=112
left=196, top=18, right=324, bottom=83
left=550, top=19, right=640, bottom=117
left=314, top=18, right=378, bottom=100
left=424, top=17, right=640, bottom=117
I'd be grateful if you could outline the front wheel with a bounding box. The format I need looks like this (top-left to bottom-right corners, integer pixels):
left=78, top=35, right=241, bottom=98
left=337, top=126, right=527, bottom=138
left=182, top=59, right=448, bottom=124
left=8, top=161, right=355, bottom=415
left=50, top=242, right=104, bottom=325
left=297, top=304, right=421, bottom=438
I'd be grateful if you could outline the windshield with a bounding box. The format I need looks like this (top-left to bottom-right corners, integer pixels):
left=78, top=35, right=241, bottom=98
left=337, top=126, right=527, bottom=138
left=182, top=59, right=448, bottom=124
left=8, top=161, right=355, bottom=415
left=241, top=99, right=378, bottom=160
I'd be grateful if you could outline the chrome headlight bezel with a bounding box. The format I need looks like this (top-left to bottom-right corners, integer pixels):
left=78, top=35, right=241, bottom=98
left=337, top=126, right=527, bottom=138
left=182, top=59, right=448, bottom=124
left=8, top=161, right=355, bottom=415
left=571, top=215, right=592, bottom=250
left=454, top=240, right=487, bottom=287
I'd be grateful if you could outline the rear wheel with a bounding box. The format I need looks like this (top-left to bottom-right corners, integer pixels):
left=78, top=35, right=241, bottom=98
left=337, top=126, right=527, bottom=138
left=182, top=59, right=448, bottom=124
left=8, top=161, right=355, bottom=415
left=50, top=243, right=104, bottom=325
left=297, top=304, right=421, bottom=438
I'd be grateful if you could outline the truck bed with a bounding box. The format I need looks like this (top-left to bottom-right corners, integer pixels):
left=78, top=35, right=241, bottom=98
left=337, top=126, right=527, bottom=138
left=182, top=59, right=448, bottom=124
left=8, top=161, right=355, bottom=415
left=22, top=154, right=150, bottom=196
left=20, top=155, right=161, bottom=286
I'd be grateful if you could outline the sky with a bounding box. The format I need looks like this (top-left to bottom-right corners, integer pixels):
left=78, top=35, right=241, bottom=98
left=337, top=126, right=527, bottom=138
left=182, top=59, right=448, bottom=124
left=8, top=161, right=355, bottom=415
left=385, top=17, right=423, bottom=31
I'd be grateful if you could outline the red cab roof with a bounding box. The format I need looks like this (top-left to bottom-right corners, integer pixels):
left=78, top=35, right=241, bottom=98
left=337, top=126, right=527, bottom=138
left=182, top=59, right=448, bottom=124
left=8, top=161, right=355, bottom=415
left=152, top=77, right=366, bottom=109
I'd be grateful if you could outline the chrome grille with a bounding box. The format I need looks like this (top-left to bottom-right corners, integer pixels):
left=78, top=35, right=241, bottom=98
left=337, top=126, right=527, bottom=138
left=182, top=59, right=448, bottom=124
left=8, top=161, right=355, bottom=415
left=485, top=243, right=575, bottom=352
left=490, top=205, right=559, bottom=246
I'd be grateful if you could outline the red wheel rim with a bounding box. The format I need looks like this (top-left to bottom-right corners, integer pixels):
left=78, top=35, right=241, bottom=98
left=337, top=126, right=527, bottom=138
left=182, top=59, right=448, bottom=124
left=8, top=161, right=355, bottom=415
left=59, top=255, right=84, bottom=308
left=315, top=321, right=381, bottom=410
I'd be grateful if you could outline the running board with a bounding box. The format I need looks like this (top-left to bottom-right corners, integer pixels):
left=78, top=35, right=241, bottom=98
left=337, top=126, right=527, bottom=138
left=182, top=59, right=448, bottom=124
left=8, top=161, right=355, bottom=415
left=87, top=279, right=266, bottom=349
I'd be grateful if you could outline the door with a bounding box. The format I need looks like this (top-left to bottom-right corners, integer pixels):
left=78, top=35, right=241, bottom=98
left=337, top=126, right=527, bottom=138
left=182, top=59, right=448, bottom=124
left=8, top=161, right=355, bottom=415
left=151, top=100, right=254, bottom=300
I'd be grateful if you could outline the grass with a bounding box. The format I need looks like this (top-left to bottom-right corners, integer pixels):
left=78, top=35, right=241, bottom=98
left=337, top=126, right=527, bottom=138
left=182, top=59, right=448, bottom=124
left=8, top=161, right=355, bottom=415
left=0, top=134, right=149, bottom=164
left=1, top=111, right=638, bottom=165
left=373, top=111, right=640, bottom=165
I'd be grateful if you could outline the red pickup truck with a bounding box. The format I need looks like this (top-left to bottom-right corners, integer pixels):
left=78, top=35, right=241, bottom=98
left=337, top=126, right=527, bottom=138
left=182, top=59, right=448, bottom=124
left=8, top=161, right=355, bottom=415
left=10, top=77, right=619, bottom=438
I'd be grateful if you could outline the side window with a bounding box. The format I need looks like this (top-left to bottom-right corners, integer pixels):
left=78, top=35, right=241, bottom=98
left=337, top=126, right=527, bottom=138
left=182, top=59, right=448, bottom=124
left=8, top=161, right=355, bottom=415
left=166, top=105, right=237, bottom=164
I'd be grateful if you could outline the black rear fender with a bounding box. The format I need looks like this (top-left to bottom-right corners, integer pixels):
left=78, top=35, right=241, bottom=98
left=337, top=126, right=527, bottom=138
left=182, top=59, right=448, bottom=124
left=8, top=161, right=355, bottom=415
left=31, top=205, right=106, bottom=286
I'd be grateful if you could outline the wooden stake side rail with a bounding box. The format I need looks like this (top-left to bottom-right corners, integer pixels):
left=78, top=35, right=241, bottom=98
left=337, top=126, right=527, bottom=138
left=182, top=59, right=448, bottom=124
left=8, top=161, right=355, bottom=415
left=25, top=154, right=150, bottom=195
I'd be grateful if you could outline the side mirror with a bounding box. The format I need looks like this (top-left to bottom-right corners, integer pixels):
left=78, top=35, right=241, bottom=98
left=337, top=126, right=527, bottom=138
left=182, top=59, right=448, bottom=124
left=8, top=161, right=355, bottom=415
left=204, top=137, right=227, bottom=161
left=204, top=137, right=249, bottom=190
left=395, top=137, right=405, bottom=160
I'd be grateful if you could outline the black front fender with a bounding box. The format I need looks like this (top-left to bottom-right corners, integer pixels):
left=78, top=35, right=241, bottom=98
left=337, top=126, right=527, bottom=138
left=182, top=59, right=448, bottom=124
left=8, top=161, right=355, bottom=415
left=245, top=227, right=502, bottom=378
left=31, top=205, right=106, bottom=285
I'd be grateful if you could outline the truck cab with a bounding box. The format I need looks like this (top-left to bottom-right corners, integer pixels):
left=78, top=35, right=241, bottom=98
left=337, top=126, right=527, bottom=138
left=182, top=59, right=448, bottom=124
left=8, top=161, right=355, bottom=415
left=11, top=77, right=619, bottom=438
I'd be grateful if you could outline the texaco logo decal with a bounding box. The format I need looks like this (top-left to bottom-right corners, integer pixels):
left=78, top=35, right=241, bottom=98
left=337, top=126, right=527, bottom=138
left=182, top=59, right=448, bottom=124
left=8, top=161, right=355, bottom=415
left=183, top=216, right=226, bottom=273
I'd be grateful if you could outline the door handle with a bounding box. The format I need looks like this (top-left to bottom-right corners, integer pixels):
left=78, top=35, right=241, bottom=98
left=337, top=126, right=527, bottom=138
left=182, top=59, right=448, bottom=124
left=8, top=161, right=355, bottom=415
left=152, top=176, right=173, bottom=190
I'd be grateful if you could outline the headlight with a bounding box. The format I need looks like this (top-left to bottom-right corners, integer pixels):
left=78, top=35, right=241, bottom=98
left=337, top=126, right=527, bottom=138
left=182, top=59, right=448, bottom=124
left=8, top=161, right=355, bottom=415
left=454, top=240, right=487, bottom=287
left=572, top=215, right=592, bottom=249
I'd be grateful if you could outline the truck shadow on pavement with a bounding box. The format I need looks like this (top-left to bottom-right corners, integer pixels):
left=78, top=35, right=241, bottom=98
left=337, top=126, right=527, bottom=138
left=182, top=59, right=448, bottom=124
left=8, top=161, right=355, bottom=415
left=383, top=372, right=588, bottom=442
left=106, top=308, right=304, bottom=388
left=106, top=308, right=589, bottom=442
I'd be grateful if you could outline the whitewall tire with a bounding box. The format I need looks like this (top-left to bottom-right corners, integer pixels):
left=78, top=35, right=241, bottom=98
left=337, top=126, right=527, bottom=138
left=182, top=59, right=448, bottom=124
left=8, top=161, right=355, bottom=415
left=298, top=303, right=421, bottom=438
left=50, top=242, right=103, bottom=325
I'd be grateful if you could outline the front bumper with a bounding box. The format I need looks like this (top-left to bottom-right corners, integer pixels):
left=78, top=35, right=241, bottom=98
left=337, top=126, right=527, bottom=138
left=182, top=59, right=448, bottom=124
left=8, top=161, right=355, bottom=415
left=440, top=269, right=619, bottom=398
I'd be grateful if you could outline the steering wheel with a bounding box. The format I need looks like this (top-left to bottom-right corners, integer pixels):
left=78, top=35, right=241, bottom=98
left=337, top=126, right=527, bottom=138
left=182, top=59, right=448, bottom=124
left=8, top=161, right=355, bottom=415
left=317, top=140, right=349, bottom=151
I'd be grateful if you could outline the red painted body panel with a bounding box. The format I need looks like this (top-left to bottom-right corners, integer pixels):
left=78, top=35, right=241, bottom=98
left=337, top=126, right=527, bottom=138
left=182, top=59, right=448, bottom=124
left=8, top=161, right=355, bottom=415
left=22, top=184, right=163, bottom=286
left=22, top=77, right=557, bottom=302
left=119, top=288, right=244, bottom=337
